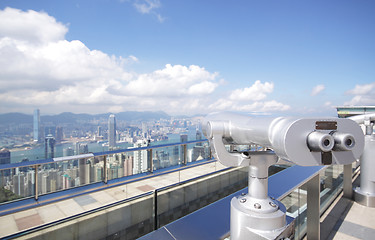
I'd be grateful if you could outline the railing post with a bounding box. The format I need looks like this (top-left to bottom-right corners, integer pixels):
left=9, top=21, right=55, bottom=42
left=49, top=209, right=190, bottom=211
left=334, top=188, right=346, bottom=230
left=149, top=149, right=153, bottom=173
left=183, top=144, right=187, bottom=165
left=154, top=190, right=158, bottom=230
left=307, top=173, right=320, bottom=240
left=103, top=155, right=108, bottom=184
left=343, top=164, right=353, bottom=199
left=34, top=165, right=38, bottom=201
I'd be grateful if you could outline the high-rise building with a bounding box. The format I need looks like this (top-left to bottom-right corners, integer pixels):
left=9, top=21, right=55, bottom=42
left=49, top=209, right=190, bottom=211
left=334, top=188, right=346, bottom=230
left=97, top=126, right=102, bottom=137
left=56, top=126, right=63, bottom=143
left=79, top=143, right=89, bottom=154
left=44, top=134, right=56, bottom=159
left=132, top=140, right=150, bottom=174
left=44, top=126, right=56, bottom=138
left=142, top=122, right=147, bottom=138
left=33, top=109, right=41, bottom=142
left=108, top=114, right=116, bottom=148
left=0, top=148, right=10, bottom=165
left=63, top=147, right=74, bottom=157
left=13, top=173, right=25, bottom=196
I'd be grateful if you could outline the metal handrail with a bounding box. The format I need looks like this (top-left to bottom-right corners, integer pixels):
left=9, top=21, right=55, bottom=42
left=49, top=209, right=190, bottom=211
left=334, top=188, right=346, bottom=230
left=0, top=139, right=208, bottom=170
left=0, top=139, right=210, bottom=203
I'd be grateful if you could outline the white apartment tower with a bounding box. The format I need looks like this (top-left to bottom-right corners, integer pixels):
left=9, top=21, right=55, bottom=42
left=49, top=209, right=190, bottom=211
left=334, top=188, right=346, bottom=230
left=132, top=139, right=149, bottom=174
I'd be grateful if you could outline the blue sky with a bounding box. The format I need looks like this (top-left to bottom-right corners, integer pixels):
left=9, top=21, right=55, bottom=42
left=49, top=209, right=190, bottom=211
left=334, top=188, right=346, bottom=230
left=0, top=0, right=374, bottom=116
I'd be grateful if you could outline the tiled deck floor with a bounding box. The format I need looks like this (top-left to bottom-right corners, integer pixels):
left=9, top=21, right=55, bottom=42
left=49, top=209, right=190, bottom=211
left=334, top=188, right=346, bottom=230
left=0, top=161, right=227, bottom=238
left=320, top=175, right=375, bottom=240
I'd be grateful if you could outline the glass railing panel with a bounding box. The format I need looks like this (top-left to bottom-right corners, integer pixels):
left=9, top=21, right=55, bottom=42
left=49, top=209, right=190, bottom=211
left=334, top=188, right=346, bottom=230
left=185, top=141, right=211, bottom=163
left=320, top=165, right=344, bottom=214
left=155, top=166, right=248, bottom=229
left=280, top=183, right=308, bottom=240
left=129, top=149, right=151, bottom=175
left=0, top=166, right=35, bottom=204
left=296, top=184, right=308, bottom=240
left=153, top=145, right=182, bottom=171
left=106, top=153, right=134, bottom=181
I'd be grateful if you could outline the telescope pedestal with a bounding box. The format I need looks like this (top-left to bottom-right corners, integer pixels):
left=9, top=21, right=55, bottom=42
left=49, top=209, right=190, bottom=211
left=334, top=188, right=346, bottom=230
left=354, top=134, right=375, bottom=207
left=231, top=197, right=294, bottom=240
left=230, top=152, right=294, bottom=240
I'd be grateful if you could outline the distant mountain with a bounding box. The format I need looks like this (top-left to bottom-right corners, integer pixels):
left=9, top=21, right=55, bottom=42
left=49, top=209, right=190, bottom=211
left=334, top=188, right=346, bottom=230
left=0, top=111, right=170, bottom=125
left=0, top=113, right=32, bottom=125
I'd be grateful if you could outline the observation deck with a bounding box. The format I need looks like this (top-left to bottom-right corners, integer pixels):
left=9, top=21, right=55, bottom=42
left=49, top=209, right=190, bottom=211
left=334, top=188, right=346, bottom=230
left=0, top=139, right=374, bottom=239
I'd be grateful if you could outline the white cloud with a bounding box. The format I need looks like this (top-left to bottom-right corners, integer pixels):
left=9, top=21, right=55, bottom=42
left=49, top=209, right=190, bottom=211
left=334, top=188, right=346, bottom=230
left=132, top=0, right=165, bottom=22
left=209, top=81, right=290, bottom=113
left=0, top=7, right=291, bottom=116
left=346, top=83, right=374, bottom=95
left=229, top=80, right=273, bottom=101
left=134, top=0, right=160, bottom=14
left=0, top=7, right=67, bottom=44
left=311, top=84, right=325, bottom=96
left=119, top=64, right=218, bottom=97
left=0, top=8, right=221, bottom=115
left=345, top=82, right=375, bottom=106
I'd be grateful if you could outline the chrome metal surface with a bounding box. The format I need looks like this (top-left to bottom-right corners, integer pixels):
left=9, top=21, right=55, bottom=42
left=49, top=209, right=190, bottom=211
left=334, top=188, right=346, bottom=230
left=204, top=112, right=364, bottom=166
left=354, top=135, right=375, bottom=207
left=354, top=188, right=375, bottom=207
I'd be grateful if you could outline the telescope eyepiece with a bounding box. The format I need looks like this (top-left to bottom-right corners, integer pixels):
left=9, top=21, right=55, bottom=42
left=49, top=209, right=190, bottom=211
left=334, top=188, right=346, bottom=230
left=331, top=132, right=356, bottom=151
left=307, top=131, right=334, bottom=152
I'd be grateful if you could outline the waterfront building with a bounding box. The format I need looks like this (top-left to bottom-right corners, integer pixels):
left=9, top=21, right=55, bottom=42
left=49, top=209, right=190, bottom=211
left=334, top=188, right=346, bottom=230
left=44, top=134, right=56, bottom=159
left=0, top=148, right=11, bottom=177
left=74, top=142, right=80, bottom=155
left=108, top=114, right=117, bottom=148
left=63, top=147, right=74, bottom=157
left=0, top=148, right=10, bottom=165
left=56, top=126, right=63, bottom=143
left=97, top=126, right=102, bottom=137
left=79, top=143, right=89, bottom=154
left=44, top=126, right=56, bottom=138
left=33, top=109, right=41, bottom=142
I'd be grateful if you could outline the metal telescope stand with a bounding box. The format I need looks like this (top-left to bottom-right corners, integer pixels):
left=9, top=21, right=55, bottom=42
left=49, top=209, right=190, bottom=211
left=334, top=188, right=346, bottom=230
left=229, top=151, right=295, bottom=240
left=354, top=120, right=375, bottom=207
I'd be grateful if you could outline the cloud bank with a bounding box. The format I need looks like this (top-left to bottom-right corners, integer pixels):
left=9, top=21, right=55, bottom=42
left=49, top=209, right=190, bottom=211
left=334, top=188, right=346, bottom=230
left=0, top=7, right=289, bottom=115
left=345, top=82, right=375, bottom=106
left=209, top=80, right=290, bottom=112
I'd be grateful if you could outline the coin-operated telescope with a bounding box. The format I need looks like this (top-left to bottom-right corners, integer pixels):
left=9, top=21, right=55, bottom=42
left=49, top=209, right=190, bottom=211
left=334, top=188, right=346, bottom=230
left=203, top=112, right=364, bottom=240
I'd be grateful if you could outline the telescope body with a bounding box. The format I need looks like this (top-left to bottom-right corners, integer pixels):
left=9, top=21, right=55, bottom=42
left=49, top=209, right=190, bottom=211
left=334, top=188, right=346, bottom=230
left=204, top=112, right=364, bottom=166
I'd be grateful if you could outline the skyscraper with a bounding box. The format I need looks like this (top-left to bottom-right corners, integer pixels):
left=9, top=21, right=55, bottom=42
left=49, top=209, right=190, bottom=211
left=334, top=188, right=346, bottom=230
left=108, top=114, right=116, bottom=148
left=44, top=134, right=56, bottom=159
left=33, top=109, right=40, bottom=142
left=56, top=126, right=63, bottom=143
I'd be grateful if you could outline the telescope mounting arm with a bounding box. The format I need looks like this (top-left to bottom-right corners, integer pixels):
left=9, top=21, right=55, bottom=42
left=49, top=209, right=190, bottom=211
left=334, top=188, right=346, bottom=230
left=207, top=121, right=251, bottom=167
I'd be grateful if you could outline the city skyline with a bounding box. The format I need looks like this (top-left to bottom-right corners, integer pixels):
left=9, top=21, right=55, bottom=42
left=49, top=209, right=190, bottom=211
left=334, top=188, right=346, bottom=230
left=0, top=1, right=374, bottom=116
